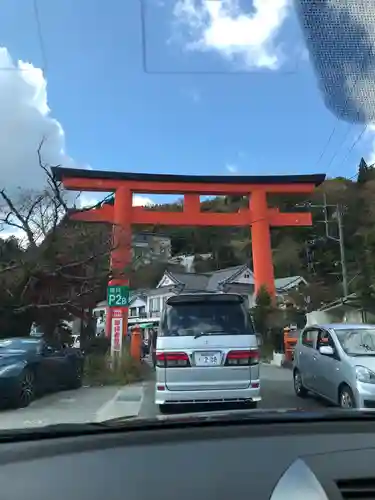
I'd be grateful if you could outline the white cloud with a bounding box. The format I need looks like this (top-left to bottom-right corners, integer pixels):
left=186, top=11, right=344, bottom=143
left=226, top=163, right=238, bottom=173
left=79, top=193, right=155, bottom=209
left=133, top=195, right=154, bottom=207
left=0, top=47, right=75, bottom=192
left=0, top=46, right=157, bottom=242
left=173, top=0, right=290, bottom=70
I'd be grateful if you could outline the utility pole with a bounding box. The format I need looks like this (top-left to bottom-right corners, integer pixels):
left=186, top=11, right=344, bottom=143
left=322, top=194, right=349, bottom=297
left=337, top=206, right=349, bottom=297
left=297, top=195, right=349, bottom=298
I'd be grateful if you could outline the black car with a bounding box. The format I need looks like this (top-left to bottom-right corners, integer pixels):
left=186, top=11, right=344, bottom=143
left=0, top=337, right=84, bottom=408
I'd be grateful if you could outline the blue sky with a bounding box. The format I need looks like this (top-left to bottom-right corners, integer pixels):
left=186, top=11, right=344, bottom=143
left=0, top=0, right=373, bottom=205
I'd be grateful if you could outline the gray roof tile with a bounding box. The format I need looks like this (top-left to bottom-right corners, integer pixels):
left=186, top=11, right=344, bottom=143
left=169, top=272, right=210, bottom=290
left=148, top=266, right=304, bottom=296
left=206, top=265, right=249, bottom=290
left=275, top=276, right=305, bottom=291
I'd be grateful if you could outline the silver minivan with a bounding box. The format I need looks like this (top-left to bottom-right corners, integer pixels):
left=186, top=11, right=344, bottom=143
left=155, top=292, right=261, bottom=413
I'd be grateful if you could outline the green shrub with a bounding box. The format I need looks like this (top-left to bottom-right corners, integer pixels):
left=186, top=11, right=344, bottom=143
left=83, top=347, right=149, bottom=386
left=260, top=342, right=274, bottom=362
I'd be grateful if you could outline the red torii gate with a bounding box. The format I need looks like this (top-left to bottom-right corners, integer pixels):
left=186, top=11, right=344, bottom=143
left=52, top=167, right=325, bottom=346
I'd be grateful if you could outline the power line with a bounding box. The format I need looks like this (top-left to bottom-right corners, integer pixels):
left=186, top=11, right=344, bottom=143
left=32, top=0, right=48, bottom=73
left=322, top=124, right=354, bottom=173
left=336, top=125, right=368, bottom=169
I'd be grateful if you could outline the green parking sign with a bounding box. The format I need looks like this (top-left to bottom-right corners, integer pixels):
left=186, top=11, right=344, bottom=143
left=107, top=285, right=130, bottom=307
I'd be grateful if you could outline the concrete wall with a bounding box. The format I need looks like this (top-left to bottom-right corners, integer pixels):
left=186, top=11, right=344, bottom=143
left=306, top=307, right=375, bottom=326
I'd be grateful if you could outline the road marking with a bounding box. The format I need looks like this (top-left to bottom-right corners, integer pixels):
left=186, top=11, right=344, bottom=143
left=23, top=420, right=46, bottom=427
left=95, top=385, right=144, bottom=422
left=95, top=388, right=123, bottom=420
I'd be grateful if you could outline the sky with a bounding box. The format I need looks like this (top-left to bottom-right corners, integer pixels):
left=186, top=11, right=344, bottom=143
left=0, top=0, right=375, bottom=210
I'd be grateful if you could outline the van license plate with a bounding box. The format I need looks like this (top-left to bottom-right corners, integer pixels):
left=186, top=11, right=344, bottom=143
left=195, top=352, right=220, bottom=366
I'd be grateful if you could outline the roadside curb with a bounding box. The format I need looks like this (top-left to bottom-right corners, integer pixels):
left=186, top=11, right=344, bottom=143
left=94, top=383, right=145, bottom=422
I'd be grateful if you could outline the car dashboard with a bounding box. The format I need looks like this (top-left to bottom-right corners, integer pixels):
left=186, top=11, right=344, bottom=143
left=1, top=414, right=375, bottom=500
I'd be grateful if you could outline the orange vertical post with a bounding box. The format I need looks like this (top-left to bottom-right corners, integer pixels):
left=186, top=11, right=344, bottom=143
left=250, top=190, right=276, bottom=298
left=130, top=324, right=142, bottom=361
left=105, top=307, right=112, bottom=338
left=108, top=186, right=133, bottom=355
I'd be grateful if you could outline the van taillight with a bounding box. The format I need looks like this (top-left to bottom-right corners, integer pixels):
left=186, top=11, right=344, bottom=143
left=156, top=352, right=191, bottom=368
left=225, top=350, right=259, bottom=366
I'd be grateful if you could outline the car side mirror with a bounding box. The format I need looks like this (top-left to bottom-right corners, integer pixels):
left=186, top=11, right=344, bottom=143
left=319, top=345, right=334, bottom=356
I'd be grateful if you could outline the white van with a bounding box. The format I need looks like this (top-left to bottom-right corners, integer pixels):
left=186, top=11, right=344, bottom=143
left=155, top=292, right=261, bottom=413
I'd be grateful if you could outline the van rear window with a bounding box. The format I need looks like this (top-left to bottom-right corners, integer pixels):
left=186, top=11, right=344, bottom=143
left=161, top=301, right=254, bottom=337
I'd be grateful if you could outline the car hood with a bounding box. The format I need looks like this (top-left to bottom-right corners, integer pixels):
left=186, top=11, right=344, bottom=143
left=0, top=352, right=26, bottom=367
left=347, top=355, right=375, bottom=371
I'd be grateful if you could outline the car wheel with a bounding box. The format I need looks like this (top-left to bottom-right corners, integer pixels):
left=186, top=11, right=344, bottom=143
left=293, top=369, right=308, bottom=398
left=339, top=385, right=356, bottom=409
left=15, top=369, right=35, bottom=408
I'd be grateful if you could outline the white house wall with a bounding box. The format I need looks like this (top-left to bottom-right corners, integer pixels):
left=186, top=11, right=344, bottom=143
left=306, top=310, right=333, bottom=326
left=147, top=291, right=176, bottom=321
left=234, top=268, right=254, bottom=284
left=306, top=308, right=374, bottom=326
left=130, top=297, right=147, bottom=309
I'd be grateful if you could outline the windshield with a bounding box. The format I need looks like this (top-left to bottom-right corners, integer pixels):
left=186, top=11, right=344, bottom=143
left=162, top=301, right=253, bottom=336
left=335, top=329, right=375, bottom=356
left=0, top=0, right=373, bottom=433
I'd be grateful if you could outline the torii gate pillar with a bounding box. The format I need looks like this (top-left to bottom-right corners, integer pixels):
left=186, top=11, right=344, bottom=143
left=250, top=189, right=275, bottom=297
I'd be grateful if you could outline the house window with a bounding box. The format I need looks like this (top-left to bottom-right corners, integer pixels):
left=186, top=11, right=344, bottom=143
left=130, top=307, right=137, bottom=317
left=139, top=306, right=146, bottom=315
left=244, top=273, right=250, bottom=278
left=150, top=297, right=161, bottom=313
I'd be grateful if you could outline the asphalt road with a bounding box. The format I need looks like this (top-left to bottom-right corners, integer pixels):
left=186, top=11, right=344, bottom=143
left=0, top=385, right=126, bottom=429
left=138, top=363, right=332, bottom=418
left=0, top=364, right=332, bottom=430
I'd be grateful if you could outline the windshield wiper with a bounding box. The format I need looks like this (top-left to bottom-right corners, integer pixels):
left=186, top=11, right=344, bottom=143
left=194, top=331, right=210, bottom=339
left=0, top=422, right=118, bottom=442
left=3, top=410, right=375, bottom=442
left=101, top=408, right=375, bottom=428
left=360, top=344, right=375, bottom=352
left=194, top=330, right=226, bottom=339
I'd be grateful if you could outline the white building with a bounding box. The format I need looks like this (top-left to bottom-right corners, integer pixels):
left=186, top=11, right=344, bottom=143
left=92, top=292, right=158, bottom=332
left=306, top=293, right=375, bottom=326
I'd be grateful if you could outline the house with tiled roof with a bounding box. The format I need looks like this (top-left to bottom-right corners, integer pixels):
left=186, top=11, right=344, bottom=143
left=92, top=265, right=307, bottom=332
left=146, top=265, right=307, bottom=322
